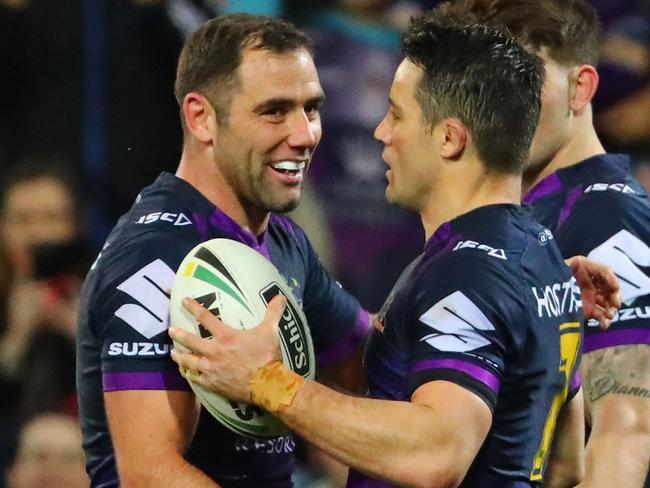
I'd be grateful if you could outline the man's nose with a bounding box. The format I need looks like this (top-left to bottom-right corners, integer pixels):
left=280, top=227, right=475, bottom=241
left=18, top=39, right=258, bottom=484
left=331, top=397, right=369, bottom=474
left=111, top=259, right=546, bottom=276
left=287, top=110, right=319, bottom=149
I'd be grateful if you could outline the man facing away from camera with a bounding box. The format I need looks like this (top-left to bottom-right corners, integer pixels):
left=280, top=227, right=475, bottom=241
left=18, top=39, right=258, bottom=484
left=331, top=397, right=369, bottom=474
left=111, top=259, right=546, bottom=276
left=431, top=1, right=650, bottom=485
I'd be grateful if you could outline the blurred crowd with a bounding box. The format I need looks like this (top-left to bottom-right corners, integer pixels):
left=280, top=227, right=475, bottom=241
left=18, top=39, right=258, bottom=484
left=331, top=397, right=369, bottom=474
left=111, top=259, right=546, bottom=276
left=1, top=0, right=649, bottom=486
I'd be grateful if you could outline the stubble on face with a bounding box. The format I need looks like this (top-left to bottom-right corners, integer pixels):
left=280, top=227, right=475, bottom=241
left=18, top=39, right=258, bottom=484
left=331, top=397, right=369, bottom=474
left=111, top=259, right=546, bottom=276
left=379, top=60, right=438, bottom=212
left=523, top=52, right=574, bottom=186
left=210, top=48, right=324, bottom=218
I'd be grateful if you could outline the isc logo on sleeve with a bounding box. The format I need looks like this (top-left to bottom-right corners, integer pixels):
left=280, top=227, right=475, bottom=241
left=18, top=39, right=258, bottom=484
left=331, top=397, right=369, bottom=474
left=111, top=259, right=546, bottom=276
left=136, top=212, right=192, bottom=226
left=584, top=183, right=636, bottom=194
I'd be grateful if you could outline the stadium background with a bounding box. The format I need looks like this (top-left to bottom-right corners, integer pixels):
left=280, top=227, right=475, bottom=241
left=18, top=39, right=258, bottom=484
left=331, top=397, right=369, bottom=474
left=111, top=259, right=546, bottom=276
left=0, top=0, right=649, bottom=486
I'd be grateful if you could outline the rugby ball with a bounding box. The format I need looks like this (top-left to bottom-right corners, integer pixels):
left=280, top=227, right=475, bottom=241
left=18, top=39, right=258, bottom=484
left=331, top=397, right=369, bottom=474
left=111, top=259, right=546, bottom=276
left=170, top=238, right=315, bottom=438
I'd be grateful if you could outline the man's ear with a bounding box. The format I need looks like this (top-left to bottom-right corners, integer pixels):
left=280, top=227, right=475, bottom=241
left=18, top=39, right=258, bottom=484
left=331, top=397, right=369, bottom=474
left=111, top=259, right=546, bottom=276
left=569, top=64, right=599, bottom=114
left=182, top=92, right=217, bottom=144
left=439, top=118, right=468, bottom=160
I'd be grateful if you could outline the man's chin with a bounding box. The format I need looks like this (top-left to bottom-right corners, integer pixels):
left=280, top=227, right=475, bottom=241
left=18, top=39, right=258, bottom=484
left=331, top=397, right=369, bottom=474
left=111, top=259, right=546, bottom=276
left=268, top=197, right=301, bottom=214
left=385, top=188, right=399, bottom=206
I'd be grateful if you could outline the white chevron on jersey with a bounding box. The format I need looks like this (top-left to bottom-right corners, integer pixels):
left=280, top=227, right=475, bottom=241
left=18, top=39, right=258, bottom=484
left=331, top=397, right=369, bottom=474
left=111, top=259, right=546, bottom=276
left=114, top=259, right=175, bottom=339
left=588, top=230, right=650, bottom=306
left=419, top=290, right=496, bottom=352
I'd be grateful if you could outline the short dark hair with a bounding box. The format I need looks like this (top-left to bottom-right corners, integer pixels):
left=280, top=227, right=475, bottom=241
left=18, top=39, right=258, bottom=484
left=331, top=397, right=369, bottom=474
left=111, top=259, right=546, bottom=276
left=174, top=13, right=313, bottom=124
left=432, top=0, right=601, bottom=66
left=402, top=19, right=544, bottom=173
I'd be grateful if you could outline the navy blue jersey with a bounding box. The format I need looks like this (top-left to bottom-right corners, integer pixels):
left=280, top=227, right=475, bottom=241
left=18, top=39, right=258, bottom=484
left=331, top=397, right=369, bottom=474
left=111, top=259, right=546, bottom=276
left=76, top=173, right=369, bottom=487
left=525, top=154, right=650, bottom=352
left=347, top=205, right=583, bottom=488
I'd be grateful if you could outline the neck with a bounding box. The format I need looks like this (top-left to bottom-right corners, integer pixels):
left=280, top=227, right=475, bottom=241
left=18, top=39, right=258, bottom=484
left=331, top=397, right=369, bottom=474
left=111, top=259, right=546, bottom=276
left=420, top=160, right=522, bottom=242
left=176, top=146, right=270, bottom=237
left=523, top=108, right=606, bottom=194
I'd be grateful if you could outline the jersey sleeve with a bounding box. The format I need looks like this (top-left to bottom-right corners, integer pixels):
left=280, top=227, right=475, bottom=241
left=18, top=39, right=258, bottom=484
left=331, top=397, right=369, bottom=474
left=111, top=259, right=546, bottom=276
left=567, top=370, right=581, bottom=400
left=293, top=225, right=370, bottom=367
left=405, top=255, right=524, bottom=411
left=89, top=231, right=195, bottom=392
left=558, top=192, right=650, bottom=305
left=557, top=192, right=650, bottom=350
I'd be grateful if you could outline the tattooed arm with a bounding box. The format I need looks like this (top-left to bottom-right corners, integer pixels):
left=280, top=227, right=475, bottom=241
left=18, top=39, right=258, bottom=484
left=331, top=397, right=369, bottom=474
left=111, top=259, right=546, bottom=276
left=579, top=345, right=650, bottom=488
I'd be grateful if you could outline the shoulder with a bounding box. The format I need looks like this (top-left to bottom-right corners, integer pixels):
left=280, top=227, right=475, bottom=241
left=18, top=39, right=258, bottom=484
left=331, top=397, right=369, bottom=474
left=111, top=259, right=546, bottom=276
left=558, top=182, right=650, bottom=254
left=87, top=220, right=201, bottom=301
left=412, top=248, right=525, bottom=319
left=269, top=214, right=304, bottom=240
left=268, top=214, right=314, bottom=259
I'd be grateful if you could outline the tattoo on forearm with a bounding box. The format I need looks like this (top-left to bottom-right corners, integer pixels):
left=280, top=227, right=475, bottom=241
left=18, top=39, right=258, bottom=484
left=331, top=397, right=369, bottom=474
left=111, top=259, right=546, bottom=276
left=587, top=370, right=650, bottom=402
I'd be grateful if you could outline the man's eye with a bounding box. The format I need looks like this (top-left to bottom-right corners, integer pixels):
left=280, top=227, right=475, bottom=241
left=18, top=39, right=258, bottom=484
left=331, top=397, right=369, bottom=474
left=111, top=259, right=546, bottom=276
left=264, top=108, right=286, bottom=117
left=305, top=105, right=321, bottom=118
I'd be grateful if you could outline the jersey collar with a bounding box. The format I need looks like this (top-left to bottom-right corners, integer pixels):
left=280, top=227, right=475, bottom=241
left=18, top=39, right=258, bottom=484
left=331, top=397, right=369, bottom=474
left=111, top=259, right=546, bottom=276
left=523, top=153, right=631, bottom=205
left=157, top=172, right=272, bottom=258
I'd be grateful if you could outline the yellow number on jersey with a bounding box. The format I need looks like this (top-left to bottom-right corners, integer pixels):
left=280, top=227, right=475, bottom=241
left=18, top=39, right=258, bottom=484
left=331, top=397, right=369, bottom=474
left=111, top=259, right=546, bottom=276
left=530, top=322, right=581, bottom=481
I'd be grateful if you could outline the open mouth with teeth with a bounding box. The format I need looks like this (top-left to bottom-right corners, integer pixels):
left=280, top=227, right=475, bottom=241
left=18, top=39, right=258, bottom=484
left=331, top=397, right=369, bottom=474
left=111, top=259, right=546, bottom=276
left=271, top=160, right=306, bottom=176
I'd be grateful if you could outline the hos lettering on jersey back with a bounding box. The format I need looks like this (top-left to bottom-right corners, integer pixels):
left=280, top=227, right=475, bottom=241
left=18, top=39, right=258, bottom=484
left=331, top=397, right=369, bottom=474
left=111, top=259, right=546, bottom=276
left=531, top=277, right=582, bottom=319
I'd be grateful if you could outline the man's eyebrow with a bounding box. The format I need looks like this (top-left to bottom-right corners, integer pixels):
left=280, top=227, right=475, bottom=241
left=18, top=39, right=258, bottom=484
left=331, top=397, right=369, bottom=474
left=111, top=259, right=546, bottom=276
left=253, top=97, right=295, bottom=113
left=254, top=94, right=326, bottom=113
left=307, top=93, right=326, bottom=105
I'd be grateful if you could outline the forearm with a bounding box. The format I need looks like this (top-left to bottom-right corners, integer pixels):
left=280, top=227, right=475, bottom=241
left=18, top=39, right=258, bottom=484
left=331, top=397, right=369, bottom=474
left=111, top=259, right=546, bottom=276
left=273, top=380, right=465, bottom=488
left=118, top=455, right=219, bottom=487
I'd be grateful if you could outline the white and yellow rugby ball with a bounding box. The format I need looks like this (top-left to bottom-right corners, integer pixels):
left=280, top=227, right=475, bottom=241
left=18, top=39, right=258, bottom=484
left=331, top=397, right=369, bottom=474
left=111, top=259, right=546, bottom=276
left=170, top=238, right=315, bottom=438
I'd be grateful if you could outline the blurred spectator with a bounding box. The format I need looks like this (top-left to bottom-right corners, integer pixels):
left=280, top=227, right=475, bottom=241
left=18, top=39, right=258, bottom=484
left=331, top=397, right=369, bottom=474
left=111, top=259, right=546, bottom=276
left=592, top=0, right=650, bottom=158
left=0, top=158, right=80, bottom=277
left=0, top=0, right=184, bottom=241
left=0, top=157, right=84, bottom=392
left=5, top=413, right=88, bottom=488
left=0, top=242, right=19, bottom=488
left=0, top=158, right=92, bottom=486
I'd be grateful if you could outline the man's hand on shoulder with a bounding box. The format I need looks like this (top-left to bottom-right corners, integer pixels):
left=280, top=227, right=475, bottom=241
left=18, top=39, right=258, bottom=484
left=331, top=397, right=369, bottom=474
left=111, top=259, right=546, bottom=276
left=566, top=255, right=621, bottom=329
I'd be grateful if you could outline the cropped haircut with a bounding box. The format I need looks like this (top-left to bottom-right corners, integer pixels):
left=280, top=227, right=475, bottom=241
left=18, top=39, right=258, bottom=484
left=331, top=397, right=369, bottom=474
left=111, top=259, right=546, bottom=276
left=402, top=19, right=544, bottom=174
left=174, top=13, right=313, bottom=125
left=432, top=0, right=601, bottom=66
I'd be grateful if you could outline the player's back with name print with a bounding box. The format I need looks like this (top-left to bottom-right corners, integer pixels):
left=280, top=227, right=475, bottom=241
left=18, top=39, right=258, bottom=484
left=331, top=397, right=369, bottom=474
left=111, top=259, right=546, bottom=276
left=427, top=207, right=582, bottom=484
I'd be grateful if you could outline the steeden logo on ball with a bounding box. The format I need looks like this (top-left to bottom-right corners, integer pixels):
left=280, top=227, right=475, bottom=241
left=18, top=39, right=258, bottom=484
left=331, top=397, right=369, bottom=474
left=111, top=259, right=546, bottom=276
left=170, top=238, right=315, bottom=439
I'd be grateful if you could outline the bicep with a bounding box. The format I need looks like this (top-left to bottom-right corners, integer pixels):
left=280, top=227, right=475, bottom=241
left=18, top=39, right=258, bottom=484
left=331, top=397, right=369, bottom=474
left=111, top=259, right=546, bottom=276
left=582, top=344, right=650, bottom=428
left=105, top=390, right=200, bottom=478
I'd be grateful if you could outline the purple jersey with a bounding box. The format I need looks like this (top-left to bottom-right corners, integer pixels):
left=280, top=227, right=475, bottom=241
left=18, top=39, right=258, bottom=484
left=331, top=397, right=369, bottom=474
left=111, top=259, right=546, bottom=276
left=76, top=173, right=369, bottom=487
left=348, top=205, right=583, bottom=487
left=525, top=154, right=650, bottom=352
